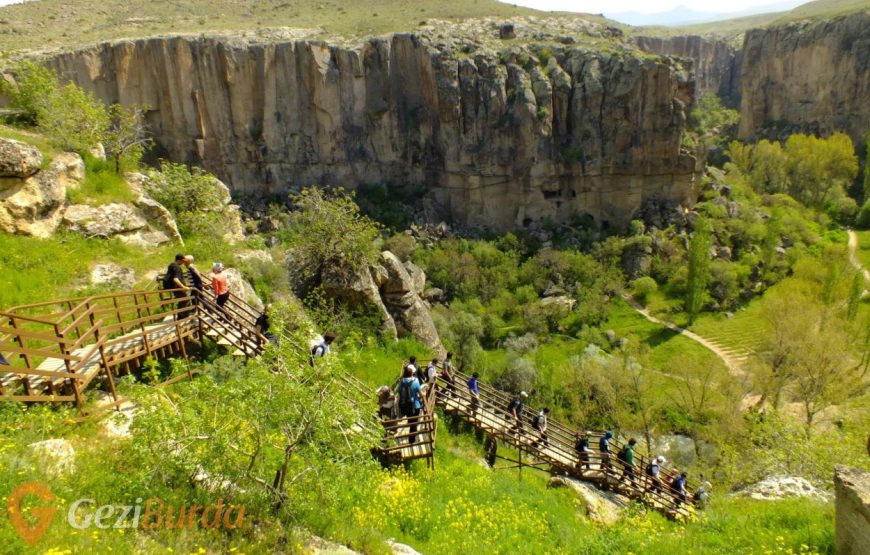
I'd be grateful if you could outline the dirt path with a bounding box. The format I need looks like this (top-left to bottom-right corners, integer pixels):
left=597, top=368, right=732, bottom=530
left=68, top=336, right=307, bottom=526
left=847, top=229, right=870, bottom=284
left=622, top=296, right=746, bottom=378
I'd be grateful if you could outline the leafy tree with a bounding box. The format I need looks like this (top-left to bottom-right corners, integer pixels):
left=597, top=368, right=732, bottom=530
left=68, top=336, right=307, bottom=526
left=685, top=216, right=712, bottom=323
left=629, top=276, right=657, bottom=305
left=103, top=104, right=151, bottom=172
left=37, top=82, right=111, bottom=153
left=1, top=60, right=56, bottom=124
left=784, top=132, right=858, bottom=207
left=280, top=187, right=381, bottom=293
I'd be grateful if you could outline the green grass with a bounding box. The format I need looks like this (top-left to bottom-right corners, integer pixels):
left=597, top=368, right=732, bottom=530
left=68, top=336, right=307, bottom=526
left=0, top=233, right=174, bottom=308
left=0, top=124, right=58, bottom=166
left=66, top=155, right=134, bottom=205
left=604, top=298, right=729, bottom=373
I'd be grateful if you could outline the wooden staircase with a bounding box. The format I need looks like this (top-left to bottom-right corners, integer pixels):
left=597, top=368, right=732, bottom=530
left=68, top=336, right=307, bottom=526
left=434, top=370, right=697, bottom=520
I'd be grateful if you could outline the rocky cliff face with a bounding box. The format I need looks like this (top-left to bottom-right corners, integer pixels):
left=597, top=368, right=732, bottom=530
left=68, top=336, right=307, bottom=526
left=633, top=35, right=740, bottom=105
left=739, top=12, right=870, bottom=144
left=834, top=466, right=870, bottom=555
left=45, top=34, right=697, bottom=231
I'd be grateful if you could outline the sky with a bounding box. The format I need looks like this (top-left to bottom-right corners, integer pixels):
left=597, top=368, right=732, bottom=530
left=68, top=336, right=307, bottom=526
left=505, top=0, right=805, bottom=14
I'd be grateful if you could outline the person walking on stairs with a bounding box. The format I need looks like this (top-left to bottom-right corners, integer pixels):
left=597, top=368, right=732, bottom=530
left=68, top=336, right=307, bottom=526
left=532, top=408, right=550, bottom=448
left=377, top=385, right=396, bottom=420
left=507, top=391, right=528, bottom=432
left=184, top=255, right=204, bottom=292
left=406, top=356, right=421, bottom=383
left=618, top=438, right=638, bottom=486
left=211, top=263, right=230, bottom=308
left=398, top=366, right=422, bottom=444
left=599, top=430, right=613, bottom=476
left=467, top=372, right=480, bottom=419
left=671, top=472, right=688, bottom=507
left=164, top=254, right=191, bottom=320
left=646, top=455, right=666, bottom=496
left=575, top=431, right=592, bottom=471
left=255, top=304, right=277, bottom=345
left=425, top=358, right=438, bottom=385
left=439, top=352, right=457, bottom=396
left=310, top=333, right=335, bottom=366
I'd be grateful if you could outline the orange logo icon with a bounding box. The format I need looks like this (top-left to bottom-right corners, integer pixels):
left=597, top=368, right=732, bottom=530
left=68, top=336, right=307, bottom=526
left=7, top=482, right=57, bottom=545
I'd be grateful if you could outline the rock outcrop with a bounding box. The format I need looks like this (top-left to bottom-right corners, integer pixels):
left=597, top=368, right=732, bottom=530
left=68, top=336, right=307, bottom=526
left=834, top=466, right=870, bottom=555
left=321, top=251, right=442, bottom=350
left=222, top=267, right=264, bottom=312
left=380, top=252, right=443, bottom=355
left=0, top=150, right=84, bottom=237
left=90, top=262, right=136, bottom=289
left=0, top=138, right=43, bottom=177
left=26, top=439, right=76, bottom=479
left=46, top=33, right=697, bottom=231
left=735, top=475, right=831, bottom=502
left=548, top=476, right=625, bottom=524
left=633, top=35, right=741, bottom=105
left=738, top=12, right=870, bottom=144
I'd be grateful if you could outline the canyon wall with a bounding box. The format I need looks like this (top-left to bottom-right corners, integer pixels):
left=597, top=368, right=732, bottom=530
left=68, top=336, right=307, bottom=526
left=633, top=35, right=741, bottom=105
left=739, top=11, right=870, bottom=144
left=46, top=35, right=697, bottom=231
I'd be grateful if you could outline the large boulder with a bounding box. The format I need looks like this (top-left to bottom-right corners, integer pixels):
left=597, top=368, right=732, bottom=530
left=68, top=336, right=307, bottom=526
left=0, top=152, right=84, bottom=237
left=0, top=137, right=43, bottom=177
left=303, top=536, right=360, bottom=555
left=835, top=466, right=870, bottom=555
left=548, top=476, right=625, bottom=525
left=321, top=262, right=398, bottom=340
left=380, top=251, right=443, bottom=355
left=90, top=262, right=135, bottom=289
left=736, top=475, right=831, bottom=502
left=26, top=438, right=75, bottom=479
left=62, top=202, right=169, bottom=247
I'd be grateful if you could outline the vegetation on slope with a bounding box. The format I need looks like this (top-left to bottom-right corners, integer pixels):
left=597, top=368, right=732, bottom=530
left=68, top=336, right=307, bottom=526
left=0, top=0, right=613, bottom=53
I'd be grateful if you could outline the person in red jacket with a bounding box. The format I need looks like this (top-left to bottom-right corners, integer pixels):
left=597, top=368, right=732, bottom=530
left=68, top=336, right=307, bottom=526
left=212, top=263, right=230, bottom=308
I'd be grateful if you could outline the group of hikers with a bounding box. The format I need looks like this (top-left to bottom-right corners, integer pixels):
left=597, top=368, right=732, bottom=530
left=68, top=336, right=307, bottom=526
left=378, top=356, right=707, bottom=509
left=163, top=253, right=230, bottom=316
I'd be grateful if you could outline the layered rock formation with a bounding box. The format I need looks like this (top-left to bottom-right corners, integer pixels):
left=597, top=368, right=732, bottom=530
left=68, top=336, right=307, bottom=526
left=738, top=11, right=870, bottom=144
left=46, top=34, right=697, bottom=231
left=323, top=250, right=442, bottom=353
left=834, top=466, right=870, bottom=555
left=0, top=137, right=183, bottom=245
left=633, top=35, right=741, bottom=105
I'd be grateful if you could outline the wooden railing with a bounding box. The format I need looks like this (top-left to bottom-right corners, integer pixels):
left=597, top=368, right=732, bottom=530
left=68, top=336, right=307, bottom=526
left=435, top=369, right=696, bottom=519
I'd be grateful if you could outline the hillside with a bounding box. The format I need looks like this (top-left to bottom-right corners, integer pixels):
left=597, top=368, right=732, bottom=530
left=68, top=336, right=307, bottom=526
left=0, top=0, right=615, bottom=53
left=634, top=0, right=870, bottom=39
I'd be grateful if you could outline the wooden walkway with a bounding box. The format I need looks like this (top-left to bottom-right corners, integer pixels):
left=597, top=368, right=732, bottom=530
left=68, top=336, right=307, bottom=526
left=435, top=371, right=697, bottom=519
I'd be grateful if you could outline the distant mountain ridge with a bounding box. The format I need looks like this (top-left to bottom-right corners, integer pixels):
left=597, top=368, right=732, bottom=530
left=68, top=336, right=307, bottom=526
left=607, top=0, right=807, bottom=27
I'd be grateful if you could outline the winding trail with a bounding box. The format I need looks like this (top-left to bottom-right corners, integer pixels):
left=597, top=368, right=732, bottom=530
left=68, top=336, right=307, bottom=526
left=847, top=229, right=870, bottom=286
left=622, top=296, right=746, bottom=377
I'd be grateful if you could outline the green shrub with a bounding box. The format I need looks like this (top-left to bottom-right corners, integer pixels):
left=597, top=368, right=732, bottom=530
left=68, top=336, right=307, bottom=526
left=630, top=276, right=658, bottom=304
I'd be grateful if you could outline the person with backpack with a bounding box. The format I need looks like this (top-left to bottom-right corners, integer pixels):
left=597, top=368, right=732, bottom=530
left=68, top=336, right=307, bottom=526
left=405, top=356, right=421, bottom=382
left=506, top=391, right=528, bottom=432
left=646, top=455, right=666, bottom=495
left=618, top=438, right=638, bottom=486
left=693, top=480, right=711, bottom=508
left=575, top=431, right=592, bottom=471
left=467, top=372, right=480, bottom=419
left=532, top=408, right=550, bottom=448
left=163, top=254, right=191, bottom=319
left=211, top=263, right=230, bottom=309
left=599, top=430, right=613, bottom=474
left=397, top=366, right=422, bottom=444
left=310, top=333, right=336, bottom=366
left=255, top=304, right=277, bottom=346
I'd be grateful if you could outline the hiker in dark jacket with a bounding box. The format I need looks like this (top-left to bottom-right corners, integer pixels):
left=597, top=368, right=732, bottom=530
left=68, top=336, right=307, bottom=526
left=575, top=431, right=592, bottom=471
left=599, top=430, right=613, bottom=473
left=507, top=391, right=528, bottom=432
left=397, top=366, right=422, bottom=444
left=165, top=254, right=191, bottom=319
